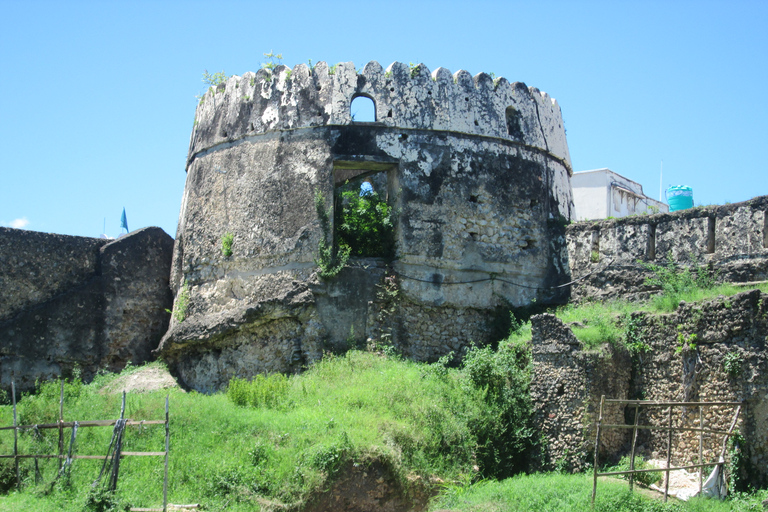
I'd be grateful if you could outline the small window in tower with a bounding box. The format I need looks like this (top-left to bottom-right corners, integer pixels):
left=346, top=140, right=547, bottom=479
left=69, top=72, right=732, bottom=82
left=351, top=95, right=376, bottom=122
left=506, top=106, right=524, bottom=139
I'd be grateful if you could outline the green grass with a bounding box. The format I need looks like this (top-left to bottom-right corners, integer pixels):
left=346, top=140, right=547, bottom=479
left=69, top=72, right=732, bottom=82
left=0, top=350, right=530, bottom=511
left=429, top=472, right=768, bottom=512
left=509, top=282, right=768, bottom=352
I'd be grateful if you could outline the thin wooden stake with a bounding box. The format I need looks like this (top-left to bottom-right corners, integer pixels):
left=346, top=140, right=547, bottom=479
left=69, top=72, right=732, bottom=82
left=664, top=405, right=673, bottom=502
left=12, top=382, right=19, bottom=491
left=629, top=404, right=640, bottom=492
left=58, top=379, right=64, bottom=471
left=110, top=391, right=127, bottom=492
left=698, top=406, right=703, bottom=495
left=591, top=395, right=605, bottom=505
left=163, top=396, right=169, bottom=512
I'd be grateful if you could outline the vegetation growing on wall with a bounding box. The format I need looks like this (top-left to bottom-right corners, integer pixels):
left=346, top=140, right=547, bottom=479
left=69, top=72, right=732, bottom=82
left=641, top=252, right=718, bottom=312
left=336, top=187, right=394, bottom=259
left=220, top=232, right=234, bottom=258
left=167, top=280, right=189, bottom=323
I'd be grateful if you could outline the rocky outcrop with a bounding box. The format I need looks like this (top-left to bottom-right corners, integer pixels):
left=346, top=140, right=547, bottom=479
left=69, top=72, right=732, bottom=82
left=0, top=227, right=174, bottom=393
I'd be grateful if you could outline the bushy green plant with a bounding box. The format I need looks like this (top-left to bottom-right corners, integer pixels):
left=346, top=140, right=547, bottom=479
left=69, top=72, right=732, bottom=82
left=226, top=374, right=290, bottom=408
left=83, top=487, right=129, bottom=512
left=0, top=458, right=16, bottom=493
left=609, top=455, right=662, bottom=487
left=261, top=50, right=283, bottom=70
left=337, top=189, right=394, bottom=258
left=461, top=337, right=534, bottom=479
left=202, top=69, right=227, bottom=87
left=642, top=253, right=717, bottom=311
left=220, top=232, right=234, bottom=257
left=623, top=314, right=651, bottom=356
left=723, top=351, right=743, bottom=377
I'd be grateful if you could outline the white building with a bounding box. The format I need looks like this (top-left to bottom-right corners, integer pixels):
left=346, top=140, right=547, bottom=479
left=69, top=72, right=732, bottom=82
left=571, top=168, right=668, bottom=221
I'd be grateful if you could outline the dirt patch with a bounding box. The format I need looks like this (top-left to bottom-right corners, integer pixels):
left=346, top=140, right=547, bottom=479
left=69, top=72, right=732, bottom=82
left=101, top=366, right=181, bottom=394
left=304, top=460, right=434, bottom=512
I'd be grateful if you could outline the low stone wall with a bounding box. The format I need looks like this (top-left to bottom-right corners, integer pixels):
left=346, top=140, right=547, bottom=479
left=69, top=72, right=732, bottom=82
left=159, top=261, right=506, bottom=391
left=0, top=227, right=174, bottom=393
left=529, top=289, right=768, bottom=487
left=567, top=195, right=768, bottom=302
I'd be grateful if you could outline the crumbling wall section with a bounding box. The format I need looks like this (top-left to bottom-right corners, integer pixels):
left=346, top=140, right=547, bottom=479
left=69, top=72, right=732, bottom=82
left=567, top=196, right=768, bottom=302
left=530, top=314, right=631, bottom=471
left=530, top=289, right=768, bottom=487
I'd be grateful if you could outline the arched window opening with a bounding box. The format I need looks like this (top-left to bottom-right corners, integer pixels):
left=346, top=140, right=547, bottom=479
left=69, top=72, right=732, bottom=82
left=506, top=106, right=524, bottom=139
left=351, top=95, right=376, bottom=122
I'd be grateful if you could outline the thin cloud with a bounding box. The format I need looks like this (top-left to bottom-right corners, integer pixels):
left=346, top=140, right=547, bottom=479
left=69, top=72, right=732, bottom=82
left=8, top=218, right=30, bottom=229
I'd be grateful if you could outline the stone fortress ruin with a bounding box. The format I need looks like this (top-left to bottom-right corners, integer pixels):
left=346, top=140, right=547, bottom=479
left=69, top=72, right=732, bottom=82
left=158, top=60, right=574, bottom=391
left=2, top=59, right=768, bottom=488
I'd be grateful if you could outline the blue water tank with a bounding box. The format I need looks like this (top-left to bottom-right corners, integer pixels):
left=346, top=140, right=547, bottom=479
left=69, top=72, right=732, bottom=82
left=666, top=186, right=694, bottom=211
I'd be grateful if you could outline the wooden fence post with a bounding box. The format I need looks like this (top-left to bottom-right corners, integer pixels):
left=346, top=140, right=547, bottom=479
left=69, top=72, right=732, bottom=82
left=664, top=405, right=673, bottom=502
left=163, top=396, right=169, bottom=512
left=12, top=381, right=19, bottom=491
left=629, top=404, right=640, bottom=492
left=58, top=380, right=64, bottom=471
left=591, top=395, right=605, bottom=505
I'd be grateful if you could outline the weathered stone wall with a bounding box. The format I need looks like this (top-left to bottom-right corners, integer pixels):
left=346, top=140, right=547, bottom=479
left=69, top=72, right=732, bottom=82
left=530, top=314, right=631, bottom=470
left=0, top=227, right=174, bottom=393
left=567, top=195, right=768, bottom=302
left=530, top=289, right=768, bottom=487
left=0, top=227, right=106, bottom=322
left=161, top=60, right=574, bottom=391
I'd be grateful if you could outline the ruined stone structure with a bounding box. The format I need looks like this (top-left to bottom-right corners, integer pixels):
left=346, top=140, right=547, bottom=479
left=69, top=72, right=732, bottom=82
left=159, top=61, right=574, bottom=391
left=567, top=195, right=768, bottom=302
left=0, top=227, right=174, bottom=393
left=530, top=288, right=768, bottom=487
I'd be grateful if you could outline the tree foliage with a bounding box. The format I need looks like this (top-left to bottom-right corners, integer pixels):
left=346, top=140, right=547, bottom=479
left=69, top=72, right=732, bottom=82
left=337, top=189, right=394, bottom=258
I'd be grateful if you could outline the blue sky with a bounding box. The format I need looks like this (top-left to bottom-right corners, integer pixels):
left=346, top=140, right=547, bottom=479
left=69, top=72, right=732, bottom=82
left=1, top=0, right=766, bottom=238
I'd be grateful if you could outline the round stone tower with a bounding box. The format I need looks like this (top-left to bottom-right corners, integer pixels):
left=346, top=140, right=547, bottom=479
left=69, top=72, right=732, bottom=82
left=159, top=61, right=574, bottom=391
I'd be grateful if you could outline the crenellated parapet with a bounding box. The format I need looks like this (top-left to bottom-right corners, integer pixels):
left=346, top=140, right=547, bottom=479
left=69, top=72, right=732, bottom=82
left=189, top=61, right=571, bottom=172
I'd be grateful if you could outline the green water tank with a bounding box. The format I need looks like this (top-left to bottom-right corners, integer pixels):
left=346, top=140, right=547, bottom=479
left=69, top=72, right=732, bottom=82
left=666, top=185, right=694, bottom=211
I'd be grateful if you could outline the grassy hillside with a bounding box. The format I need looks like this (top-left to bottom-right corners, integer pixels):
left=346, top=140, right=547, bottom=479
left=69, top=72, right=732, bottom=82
left=0, top=342, right=533, bottom=511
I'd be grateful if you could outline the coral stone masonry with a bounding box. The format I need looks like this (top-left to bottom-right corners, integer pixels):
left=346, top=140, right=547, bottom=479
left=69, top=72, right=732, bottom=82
left=159, top=61, right=574, bottom=391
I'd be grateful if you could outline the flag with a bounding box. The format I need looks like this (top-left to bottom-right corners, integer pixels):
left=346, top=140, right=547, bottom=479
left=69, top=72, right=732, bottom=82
left=120, top=208, right=129, bottom=233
